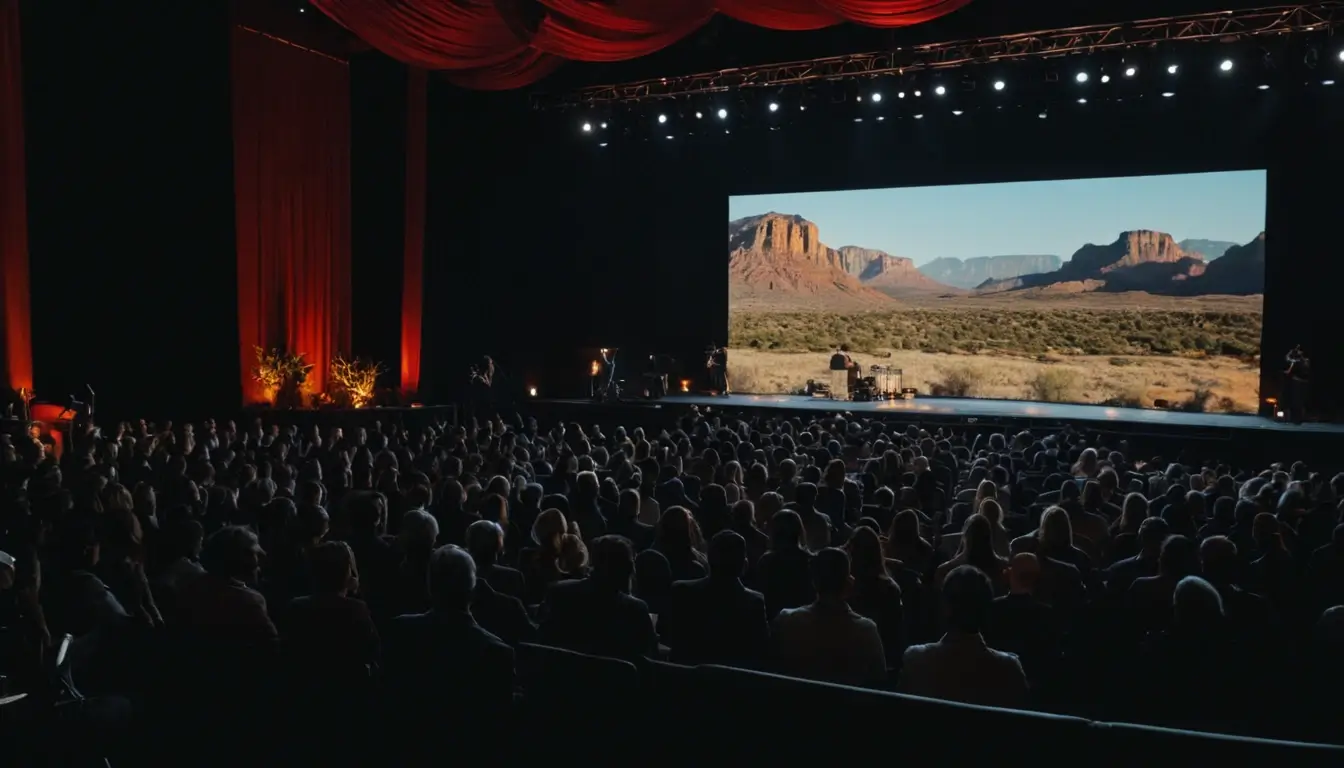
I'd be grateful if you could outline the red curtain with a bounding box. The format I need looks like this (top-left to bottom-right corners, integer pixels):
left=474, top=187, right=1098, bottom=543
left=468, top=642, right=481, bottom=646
left=400, top=68, right=427, bottom=394
left=232, top=26, right=352, bottom=404
left=0, top=0, right=33, bottom=393
left=311, top=0, right=974, bottom=89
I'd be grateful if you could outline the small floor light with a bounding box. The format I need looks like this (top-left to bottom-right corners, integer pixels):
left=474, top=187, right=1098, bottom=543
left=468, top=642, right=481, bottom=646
left=528, top=387, right=537, bottom=397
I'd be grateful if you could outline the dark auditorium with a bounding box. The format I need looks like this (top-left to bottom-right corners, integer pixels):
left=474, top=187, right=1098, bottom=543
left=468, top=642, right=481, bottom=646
left=4, top=0, right=1344, bottom=765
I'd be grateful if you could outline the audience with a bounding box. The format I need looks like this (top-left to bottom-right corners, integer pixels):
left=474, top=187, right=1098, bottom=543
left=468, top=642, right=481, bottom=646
left=4, top=407, right=1344, bottom=764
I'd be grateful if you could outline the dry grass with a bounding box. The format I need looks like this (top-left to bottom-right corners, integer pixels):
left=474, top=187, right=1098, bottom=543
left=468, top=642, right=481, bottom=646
left=726, top=347, right=1262, bottom=414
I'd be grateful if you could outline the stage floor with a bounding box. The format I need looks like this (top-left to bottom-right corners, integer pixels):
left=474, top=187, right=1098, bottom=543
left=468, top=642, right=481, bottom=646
left=537, top=393, right=1344, bottom=436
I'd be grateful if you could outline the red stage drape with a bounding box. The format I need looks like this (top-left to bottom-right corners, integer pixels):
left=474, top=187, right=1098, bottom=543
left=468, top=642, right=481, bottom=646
left=0, top=0, right=33, bottom=393
left=311, top=0, right=974, bottom=89
left=232, top=26, right=352, bottom=404
left=400, top=67, right=427, bottom=394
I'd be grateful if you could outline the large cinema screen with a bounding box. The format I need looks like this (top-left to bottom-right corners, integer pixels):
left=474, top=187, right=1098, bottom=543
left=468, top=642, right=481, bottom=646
left=727, top=171, right=1267, bottom=413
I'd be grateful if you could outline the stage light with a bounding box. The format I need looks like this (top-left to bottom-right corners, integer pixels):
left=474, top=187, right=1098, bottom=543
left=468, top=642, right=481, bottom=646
left=665, top=135, right=673, bottom=140
left=934, top=85, right=946, bottom=95
left=897, top=91, right=906, bottom=98
left=952, top=110, right=963, bottom=115
left=1038, top=112, right=1047, bottom=119
left=1325, top=79, right=1337, bottom=86
left=1258, top=84, right=1270, bottom=90
left=599, top=142, right=608, bottom=147
left=717, top=108, right=728, bottom=119
left=913, top=90, right=922, bottom=97
left=876, top=116, right=885, bottom=121
left=528, top=387, right=537, bottom=397
left=854, top=117, right=863, bottom=123
left=679, top=379, right=691, bottom=393
left=1077, top=98, right=1087, bottom=104
left=1100, top=74, right=1111, bottom=83
left=1219, top=59, right=1233, bottom=72
left=768, top=102, right=779, bottom=112
left=871, top=92, right=882, bottom=102
left=1338, top=50, right=1344, bottom=61
left=1276, top=410, right=1286, bottom=419
left=1167, top=64, right=1179, bottom=74
left=799, top=105, right=806, bottom=111
left=914, top=113, right=924, bottom=119
left=1162, top=92, right=1175, bottom=97
left=1075, top=72, right=1088, bottom=83
left=695, top=111, right=703, bottom=119
left=657, top=114, right=667, bottom=123
left=581, top=122, right=592, bottom=132
left=600, top=122, right=607, bottom=129
left=993, top=80, right=1005, bottom=91
left=1124, top=66, right=1137, bottom=77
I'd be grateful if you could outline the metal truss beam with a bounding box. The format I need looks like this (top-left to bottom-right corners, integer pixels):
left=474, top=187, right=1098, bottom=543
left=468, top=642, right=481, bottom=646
left=534, top=2, right=1344, bottom=108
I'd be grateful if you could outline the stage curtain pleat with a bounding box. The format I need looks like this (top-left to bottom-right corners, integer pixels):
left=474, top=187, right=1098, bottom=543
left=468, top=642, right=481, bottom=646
left=0, top=0, right=33, bottom=393
left=310, top=0, right=972, bottom=89
left=400, top=67, right=427, bottom=394
left=232, top=26, right=352, bottom=404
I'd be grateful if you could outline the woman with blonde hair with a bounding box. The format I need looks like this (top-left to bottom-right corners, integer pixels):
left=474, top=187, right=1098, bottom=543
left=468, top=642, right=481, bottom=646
left=1072, top=448, right=1100, bottom=478
left=884, top=508, right=935, bottom=578
left=558, top=533, right=590, bottom=578
left=1026, top=506, right=1094, bottom=577
left=934, top=514, right=1007, bottom=594
left=977, top=498, right=1011, bottom=558
left=520, top=508, right=568, bottom=603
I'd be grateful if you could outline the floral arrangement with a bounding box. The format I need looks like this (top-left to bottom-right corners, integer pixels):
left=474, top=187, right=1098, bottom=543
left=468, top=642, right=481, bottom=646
left=253, top=346, right=313, bottom=405
left=329, top=356, right=385, bottom=409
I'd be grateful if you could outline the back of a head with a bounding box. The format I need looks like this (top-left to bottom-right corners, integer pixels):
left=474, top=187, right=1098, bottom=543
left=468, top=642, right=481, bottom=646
left=943, top=564, right=994, bottom=634
left=465, top=519, right=505, bottom=564
left=589, top=535, right=635, bottom=591
left=1158, top=534, right=1197, bottom=578
left=428, top=545, right=476, bottom=610
left=400, top=508, right=441, bottom=553
left=310, top=541, right=355, bottom=594
left=810, top=547, right=851, bottom=598
left=1007, top=552, right=1040, bottom=593
left=769, top=509, right=805, bottom=551
left=201, top=525, right=259, bottom=581
left=1138, top=516, right=1171, bottom=552
left=1172, top=575, right=1224, bottom=627
left=795, top=482, right=818, bottom=509
left=708, top=530, right=747, bottom=579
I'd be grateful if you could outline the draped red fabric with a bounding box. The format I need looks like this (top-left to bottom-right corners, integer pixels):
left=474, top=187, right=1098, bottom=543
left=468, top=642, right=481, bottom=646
left=311, top=0, right=972, bottom=89
left=400, top=68, right=427, bottom=394
left=232, top=26, right=352, bottom=404
left=0, top=0, right=32, bottom=393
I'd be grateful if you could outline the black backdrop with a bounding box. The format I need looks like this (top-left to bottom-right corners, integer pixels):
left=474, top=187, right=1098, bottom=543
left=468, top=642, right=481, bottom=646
left=421, top=82, right=1344, bottom=417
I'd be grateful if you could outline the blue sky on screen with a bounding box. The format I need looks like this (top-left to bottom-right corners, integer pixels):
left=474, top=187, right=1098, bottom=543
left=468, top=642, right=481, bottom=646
left=728, top=171, right=1267, bottom=267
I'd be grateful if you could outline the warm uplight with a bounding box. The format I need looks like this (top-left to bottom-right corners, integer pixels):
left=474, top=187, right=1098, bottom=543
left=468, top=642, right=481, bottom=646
left=591, top=360, right=601, bottom=376
left=528, top=387, right=538, bottom=397
left=410, top=402, right=424, bottom=408
left=680, top=379, right=691, bottom=393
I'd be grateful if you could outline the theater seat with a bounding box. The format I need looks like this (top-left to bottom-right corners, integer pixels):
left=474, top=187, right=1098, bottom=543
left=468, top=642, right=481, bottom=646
left=516, top=643, right=641, bottom=757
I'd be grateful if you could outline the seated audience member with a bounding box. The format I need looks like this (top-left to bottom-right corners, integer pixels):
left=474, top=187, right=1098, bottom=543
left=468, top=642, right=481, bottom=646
left=753, top=510, right=816, bottom=618
left=899, top=564, right=1029, bottom=709
left=383, top=544, right=514, bottom=737
left=1128, top=534, right=1199, bottom=633
left=844, top=526, right=905, bottom=664
left=770, top=547, right=886, bottom=687
left=465, top=516, right=526, bottom=599
left=658, top=530, right=769, bottom=666
left=464, top=520, right=537, bottom=646
left=985, top=553, right=1061, bottom=688
left=606, top=489, right=655, bottom=552
left=540, top=535, right=657, bottom=661
left=180, top=525, right=276, bottom=645
left=1136, top=575, right=1241, bottom=732
left=1104, top=517, right=1170, bottom=596
left=283, top=541, right=379, bottom=677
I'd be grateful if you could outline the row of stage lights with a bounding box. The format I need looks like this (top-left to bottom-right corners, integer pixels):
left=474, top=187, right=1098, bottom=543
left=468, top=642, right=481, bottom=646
left=577, top=48, right=1344, bottom=140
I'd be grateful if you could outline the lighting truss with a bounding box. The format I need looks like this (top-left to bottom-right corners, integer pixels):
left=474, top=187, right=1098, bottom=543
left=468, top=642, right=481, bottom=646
left=534, top=2, right=1344, bottom=108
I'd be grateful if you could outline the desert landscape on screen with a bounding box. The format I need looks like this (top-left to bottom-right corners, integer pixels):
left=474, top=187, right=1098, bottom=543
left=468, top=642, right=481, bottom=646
left=727, top=173, right=1266, bottom=413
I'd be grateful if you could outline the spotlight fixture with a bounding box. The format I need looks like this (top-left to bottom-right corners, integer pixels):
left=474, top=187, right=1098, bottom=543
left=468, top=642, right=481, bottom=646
left=1167, top=64, right=1179, bottom=74
left=799, top=105, right=806, bottom=111
left=695, top=111, right=703, bottom=119
left=914, top=113, right=924, bottom=119
left=768, top=102, right=779, bottom=112
left=952, top=110, right=963, bottom=116
left=665, top=134, right=674, bottom=140
left=1124, top=66, right=1137, bottom=77
left=1100, top=74, right=1111, bottom=83
left=1077, top=98, right=1087, bottom=104
left=599, top=142, right=608, bottom=147
left=871, top=92, right=882, bottom=103
left=600, top=122, right=607, bottom=129
left=1325, top=79, right=1337, bottom=86
left=528, top=387, right=537, bottom=397
left=934, top=85, right=946, bottom=96
left=1219, top=59, right=1233, bottom=72
left=914, top=90, right=922, bottom=97
left=993, top=80, right=1005, bottom=91
left=717, top=108, right=728, bottom=119
left=876, top=116, right=885, bottom=121
left=1338, top=50, right=1344, bottom=61
left=581, top=122, right=592, bottom=132
left=897, top=91, right=906, bottom=98
left=1162, top=92, right=1175, bottom=97
left=1258, top=84, right=1270, bottom=90
left=1038, top=112, right=1048, bottom=119
left=657, top=114, right=667, bottom=124
left=1075, top=72, right=1088, bottom=83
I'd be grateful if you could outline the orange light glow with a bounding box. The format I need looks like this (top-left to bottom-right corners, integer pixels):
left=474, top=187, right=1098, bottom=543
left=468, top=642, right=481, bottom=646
left=680, top=379, right=691, bottom=393
left=591, top=361, right=601, bottom=376
left=410, top=402, right=424, bottom=408
left=1264, top=397, right=1278, bottom=405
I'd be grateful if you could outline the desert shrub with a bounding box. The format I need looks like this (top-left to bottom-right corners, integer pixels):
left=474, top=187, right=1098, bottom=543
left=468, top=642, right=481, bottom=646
left=1180, top=387, right=1216, bottom=413
left=1216, top=396, right=1238, bottom=413
left=930, top=366, right=982, bottom=398
left=729, top=364, right=766, bottom=394
left=1027, top=368, right=1082, bottom=403
left=1103, top=386, right=1148, bottom=409
left=1108, top=357, right=1136, bottom=367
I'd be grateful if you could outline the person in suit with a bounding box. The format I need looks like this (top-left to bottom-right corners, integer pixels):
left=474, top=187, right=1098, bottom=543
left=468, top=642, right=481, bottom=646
left=770, top=547, right=886, bottom=687
left=539, top=536, right=657, bottom=661
left=985, top=553, right=1061, bottom=688
left=605, top=489, right=655, bottom=553
left=898, top=564, right=1029, bottom=709
left=383, top=545, right=514, bottom=744
left=465, top=520, right=537, bottom=646
left=282, top=541, right=379, bottom=674
left=658, top=530, right=769, bottom=667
